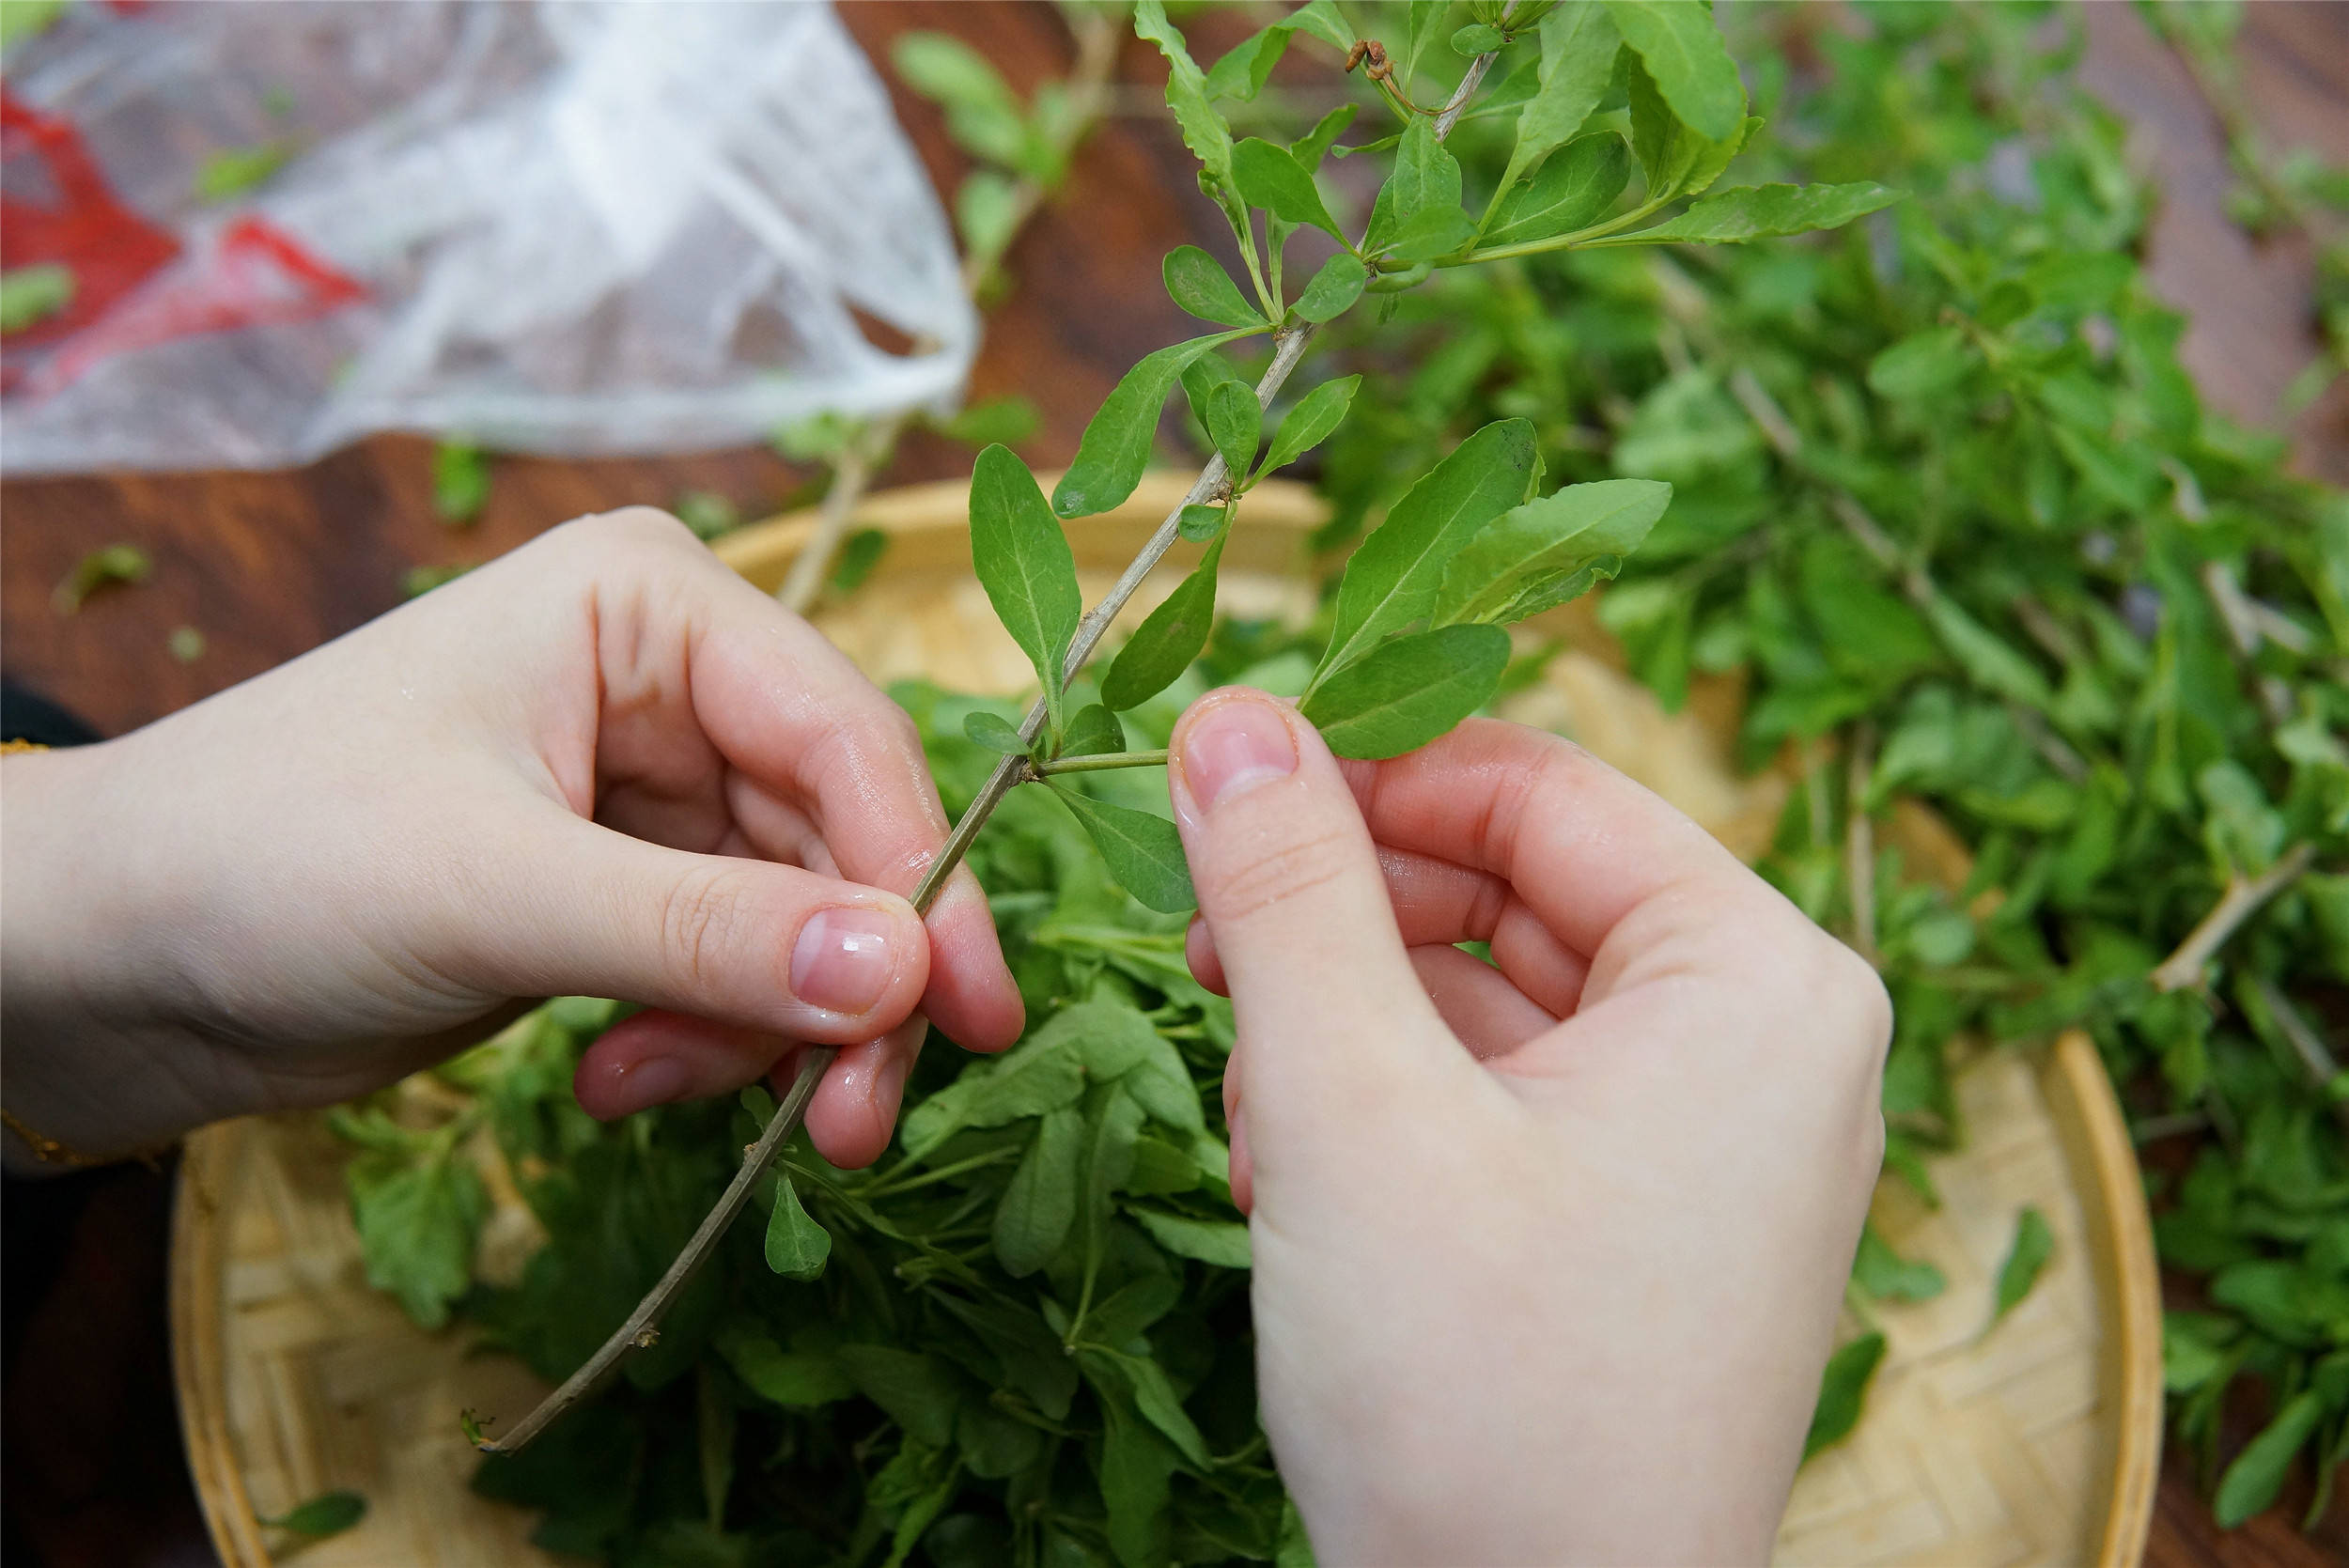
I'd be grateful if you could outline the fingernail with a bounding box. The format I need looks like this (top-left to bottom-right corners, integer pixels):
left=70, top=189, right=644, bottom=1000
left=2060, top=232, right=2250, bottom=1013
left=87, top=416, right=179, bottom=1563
left=1180, top=695, right=1298, bottom=811
left=790, top=907, right=901, bottom=1016
left=617, top=1055, right=692, bottom=1110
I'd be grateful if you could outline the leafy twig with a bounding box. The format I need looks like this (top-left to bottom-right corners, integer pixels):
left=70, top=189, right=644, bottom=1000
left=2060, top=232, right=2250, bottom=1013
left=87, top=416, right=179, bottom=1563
left=2150, top=842, right=2317, bottom=994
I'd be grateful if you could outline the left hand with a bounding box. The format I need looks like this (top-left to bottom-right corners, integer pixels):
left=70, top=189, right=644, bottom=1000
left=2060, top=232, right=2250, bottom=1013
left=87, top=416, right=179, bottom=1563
left=0, top=509, right=1025, bottom=1172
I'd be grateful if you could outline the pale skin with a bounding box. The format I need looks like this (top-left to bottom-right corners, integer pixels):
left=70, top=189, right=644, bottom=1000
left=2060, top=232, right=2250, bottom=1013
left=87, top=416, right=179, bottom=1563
left=1, top=511, right=1890, bottom=1564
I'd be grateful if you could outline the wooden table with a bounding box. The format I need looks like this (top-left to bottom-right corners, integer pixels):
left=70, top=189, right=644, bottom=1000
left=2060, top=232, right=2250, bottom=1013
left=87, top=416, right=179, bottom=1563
left=3, top=5, right=2343, bottom=1565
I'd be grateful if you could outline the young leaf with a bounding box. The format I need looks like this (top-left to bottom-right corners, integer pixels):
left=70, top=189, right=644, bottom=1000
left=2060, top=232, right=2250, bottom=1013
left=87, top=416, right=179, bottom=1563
left=1453, top=23, right=1506, bottom=56
left=1205, top=380, right=1260, bottom=480
left=1381, top=205, right=1480, bottom=264
left=1850, top=1223, right=1948, bottom=1303
left=1488, top=132, right=1632, bottom=245
left=259, top=1490, right=367, bottom=1540
left=1314, top=418, right=1539, bottom=684
left=963, top=710, right=1030, bottom=755
left=1050, top=785, right=1196, bottom=912
left=1133, top=1209, right=1252, bottom=1268
left=433, top=441, right=490, bottom=524
left=1432, top=478, right=1669, bottom=626
left=1603, top=0, right=1745, bottom=142
left=1102, top=536, right=1224, bottom=712
left=1052, top=328, right=1261, bottom=520
left=1257, top=375, right=1362, bottom=478
left=1494, top=2, right=1622, bottom=204
left=1802, top=1333, right=1887, bottom=1460
left=971, top=444, right=1082, bottom=731
left=1989, top=1206, right=2053, bottom=1327
left=1232, top=137, right=1343, bottom=240
left=1290, top=101, right=1359, bottom=173
left=0, top=262, right=73, bottom=334
left=1202, top=2, right=1353, bottom=101
left=52, top=542, right=151, bottom=614
left=764, top=1172, right=832, bottom=1281
left=1366, top=116, right=1465, bottom=254
left=1134, top=1, right=1234, bottom=187
left=832, top=528, right=889, bottom=593
left=1292, top=251, right=1368, bottom=322
left=1060, top=703, right=1127, bottom=758
left=893, top=34, right=1027, bottom=166
left=194, top=142, right=290, bottom=203
left=994, top=1106, right=1083, bottom=1277
left=1175, top=503, right=1229, bottom=543
left=1162, top=245, right=1262, bottom=328
left=1595, top=181, right=1902, bottom=246
left=2213, top=1389, right=2326, bottom=1527
left=1302, top=624, right=1510, bottom=759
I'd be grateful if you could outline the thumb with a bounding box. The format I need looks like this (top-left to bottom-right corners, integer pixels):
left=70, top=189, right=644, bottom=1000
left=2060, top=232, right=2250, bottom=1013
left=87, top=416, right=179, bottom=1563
left=457, top=805, right=930, bottom=1041
left=1168, top=689, right=1456, bottom=1143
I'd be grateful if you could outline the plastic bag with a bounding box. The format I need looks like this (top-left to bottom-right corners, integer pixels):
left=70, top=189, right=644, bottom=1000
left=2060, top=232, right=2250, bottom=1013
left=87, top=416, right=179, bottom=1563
left=0, top=0, right=975, bottom=474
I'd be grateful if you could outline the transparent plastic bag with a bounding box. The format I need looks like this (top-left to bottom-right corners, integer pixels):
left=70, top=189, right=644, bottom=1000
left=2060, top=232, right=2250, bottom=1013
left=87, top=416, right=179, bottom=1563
left=0, top=0, right=974, bottom=473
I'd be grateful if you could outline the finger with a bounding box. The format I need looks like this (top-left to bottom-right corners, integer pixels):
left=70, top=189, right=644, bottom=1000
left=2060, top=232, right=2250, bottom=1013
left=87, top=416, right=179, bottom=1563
left=459, top=804, right=929, bottom=1042
left=1183, top=846, right=1592, bottom=1017
left=1334, top=718, right=1755, bottom=959
left=1167, top=689, right=1463, bottom=1141
left=573, top=1009, right=785, bottom=1118
left=580, top=516, right=1025, bottom=1053
left=792, top=1016, right=929, bottom=1169
left=1226, top=1100, right=1254, bottom=1216
left=1408, top=944, right=1556, bottom=1059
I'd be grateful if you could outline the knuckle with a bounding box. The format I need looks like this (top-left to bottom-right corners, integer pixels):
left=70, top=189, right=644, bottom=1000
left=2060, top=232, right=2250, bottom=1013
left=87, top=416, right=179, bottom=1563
left=654, top=861, right=761, bottom=994
left=1206, top=826, right=1354, bottom=925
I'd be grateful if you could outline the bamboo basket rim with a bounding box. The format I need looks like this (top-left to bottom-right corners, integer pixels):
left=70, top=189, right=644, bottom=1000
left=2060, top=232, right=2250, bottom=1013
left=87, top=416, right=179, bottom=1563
left=172, top=472, right=2165, bottom=1568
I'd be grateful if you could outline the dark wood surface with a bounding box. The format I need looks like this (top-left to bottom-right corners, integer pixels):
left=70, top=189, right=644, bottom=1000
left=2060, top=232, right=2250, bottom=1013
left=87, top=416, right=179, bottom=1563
left=3, top=5, right=2344, bottom=1566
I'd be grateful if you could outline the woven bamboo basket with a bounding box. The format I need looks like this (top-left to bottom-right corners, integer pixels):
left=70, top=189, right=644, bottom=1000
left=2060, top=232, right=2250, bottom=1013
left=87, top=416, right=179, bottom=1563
left=172, top=474, right=2164, bottom=1567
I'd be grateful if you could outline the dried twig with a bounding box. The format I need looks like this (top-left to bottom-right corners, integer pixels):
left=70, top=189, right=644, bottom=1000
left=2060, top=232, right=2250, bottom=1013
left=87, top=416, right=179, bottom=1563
left=2150, top=842, right=2316, bottom=994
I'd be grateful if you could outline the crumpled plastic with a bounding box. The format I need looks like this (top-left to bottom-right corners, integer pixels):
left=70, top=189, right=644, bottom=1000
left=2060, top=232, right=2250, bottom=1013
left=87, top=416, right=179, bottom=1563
left=0, top=0, right=974, bottom=474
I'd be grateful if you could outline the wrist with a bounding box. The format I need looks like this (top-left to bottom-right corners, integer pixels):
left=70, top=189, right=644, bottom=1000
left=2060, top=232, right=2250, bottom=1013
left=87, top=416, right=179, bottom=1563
left=2, top=742, right=252, bottom=1167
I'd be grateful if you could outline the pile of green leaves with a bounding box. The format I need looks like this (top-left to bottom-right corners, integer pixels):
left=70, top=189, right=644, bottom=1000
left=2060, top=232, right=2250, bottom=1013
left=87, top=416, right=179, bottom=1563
left=1305, top=0, right=2347, bottom=1528
left=331, top=0, right=2345, bottom=1558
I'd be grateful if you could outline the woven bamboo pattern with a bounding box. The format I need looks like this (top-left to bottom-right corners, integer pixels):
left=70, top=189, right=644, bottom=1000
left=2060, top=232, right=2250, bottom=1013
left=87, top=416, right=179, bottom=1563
left=172, top=477, right=2159, bottom=1567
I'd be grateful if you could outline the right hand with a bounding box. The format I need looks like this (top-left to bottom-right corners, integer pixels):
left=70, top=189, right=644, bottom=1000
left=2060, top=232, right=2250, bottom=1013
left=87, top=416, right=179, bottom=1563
left=1166, top=689, right=1891, bottom=1566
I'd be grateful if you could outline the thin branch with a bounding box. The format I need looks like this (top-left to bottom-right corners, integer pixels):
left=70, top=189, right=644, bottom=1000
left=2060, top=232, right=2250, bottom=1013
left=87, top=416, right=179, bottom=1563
left=2248, top=975, right=2349, bottom=1134
left=1034, top=748, right=1170, bottom=776
left=777, top=425, right=884, bottom=614
left=490, top=29, right=1510, bottom=1456
left=2150, top=843, right=2317, bottom=994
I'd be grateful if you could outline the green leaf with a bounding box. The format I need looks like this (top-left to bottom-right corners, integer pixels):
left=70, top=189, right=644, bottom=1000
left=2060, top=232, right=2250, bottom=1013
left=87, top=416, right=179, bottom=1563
left=1494, top=3, right=1622, bottom=206
left=1133, top=1209, right=1252, bottom=1268
left=1175, top=502, right=1229, bottom=543
left=1120, top=1031, right=1205, bottom=1136
left=1453, top=23, right=1507, bottom=56
left=1204, top=380, right=1260, bottom=480
left=1990, top=1206, right=2054, bottom=1327
left=1368, top=116, right=1464, bottom=253
left=51, top=543, right=151, bottom=614
left=1232, top=137, right=1343, bottom=240
left=1097, top=1395, right=1177, bottom=1568
left=1868, top=326, right=1976, bottom=399
left=1850, top=1223, right=1947, bottom=1303
left=994, top=1107, right=1083, bottom=1276
left=963, top=710, right=1030, bottom=755
left=1802, top=1332, right=1887, bottom=1460
left=2214, top=1389, right=2326, bottom=1527
left=433, top=441, right=490, bottom=524
left=1083, top=1349, right=1211, bottom=1470
left=1050, top=785, right=1197, bottom=912
left=1162, top=245, right=1263, bottom=328
left=1603, top=0, right=1744, bottom=142
left=1102, top=536, right=1224, bottom=711
left=837, top=1345, right=962, bottom=1448
left=1924, top=597, right=2056, bottom=711
left=764, top=1172, right=832, bottom=1281
left=1290, top=101, right=1359, bottom=173
left=716, top=1326, right=855, bottom=1406
left=1257, top=375, right=1361, bottom=477
left=1053, top=329, right=1261, bottom=520
left=971, top=444, right=1082, bottom=731
left=1488, top=132, right=1632, bottom=245
left=1291, top=251, right=1368, bottom=322
left=259, top=1490, right=367, bottom=1539
left=1203, top=2, right=1353, bottom=101
left=957, top=169, right=1020, bottom=258
left=1597, top=181, right=1903, bottom=245
left=1060, top=704, right=1128, bottom=759
left=1302, top=624, right=1510, bottom=758
left=1380, top=205, right=1480, bottom=264
left=828, top=527, right=889, bottom=593
left=349, top=1155, right=487, bottom=1331
left=1134, top=1, right=1234, bottom=187
left=0, top=263, right=74, bottom=334
left=1432, top=478, right=1669, bottom=626
left=893, top=33, right=1017, bottom=116
left=900, top=1017, right=1093, bottom=1159
left=194, top=142, right=291, bottom=203
left=936, top=395, right=1042, bottom=449
left=1314, top=418, right=1539, bottom=683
